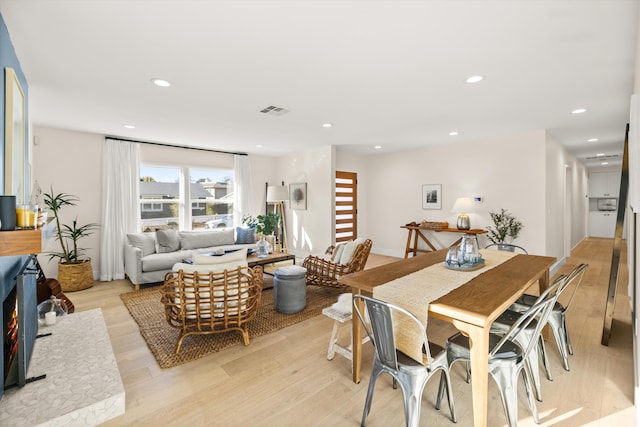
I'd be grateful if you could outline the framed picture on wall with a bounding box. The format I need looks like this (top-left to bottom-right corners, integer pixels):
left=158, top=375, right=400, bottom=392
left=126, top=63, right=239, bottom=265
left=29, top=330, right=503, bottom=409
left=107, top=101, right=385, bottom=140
left=290, top=182, right=307, bottom=210
left=422, top=184, right=441, bottom=209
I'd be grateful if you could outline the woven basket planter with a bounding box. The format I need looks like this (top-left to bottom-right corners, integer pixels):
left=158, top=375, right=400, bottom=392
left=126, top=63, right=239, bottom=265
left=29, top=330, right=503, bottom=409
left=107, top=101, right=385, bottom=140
left=58, top=259, right=94, bottom=292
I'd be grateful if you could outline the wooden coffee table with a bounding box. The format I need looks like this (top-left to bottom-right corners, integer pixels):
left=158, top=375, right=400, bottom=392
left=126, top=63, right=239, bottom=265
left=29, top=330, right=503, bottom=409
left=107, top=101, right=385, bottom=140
left=248, top=252, right=296, bottom=272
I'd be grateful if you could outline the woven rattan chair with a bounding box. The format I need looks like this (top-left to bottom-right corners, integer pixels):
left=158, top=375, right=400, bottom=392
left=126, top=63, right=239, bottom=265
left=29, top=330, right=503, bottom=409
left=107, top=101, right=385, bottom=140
left=160, top=266, right=263, bottom=354
left=302, top=239, right=372, bottom=289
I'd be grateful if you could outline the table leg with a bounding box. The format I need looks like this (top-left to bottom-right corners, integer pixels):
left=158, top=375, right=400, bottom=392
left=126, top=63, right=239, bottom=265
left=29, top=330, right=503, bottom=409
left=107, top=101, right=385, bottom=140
left=454, top=320, right=489, bottom=427
left=539, top=268, right=551, bottom=340
left=352, top=287, right=364, bottom=383
left=404, top=229, right=414, bottom=259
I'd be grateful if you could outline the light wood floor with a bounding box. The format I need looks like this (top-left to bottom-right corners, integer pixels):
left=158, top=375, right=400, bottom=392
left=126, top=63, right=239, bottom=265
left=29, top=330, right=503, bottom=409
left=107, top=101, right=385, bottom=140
left=69, top=238, right=635, bottom=426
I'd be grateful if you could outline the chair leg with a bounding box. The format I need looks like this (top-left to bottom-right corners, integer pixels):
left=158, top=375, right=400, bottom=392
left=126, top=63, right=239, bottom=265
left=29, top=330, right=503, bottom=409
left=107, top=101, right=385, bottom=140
left=538, top=336, right=553, bottom=381
left=361, top=363, right=383, bottom=427
left=326, top=319, right=340, bottom=360
left=562, top=314, right=574, bottom=355
left=550, top=314, right=571, bottom=371
left=437, top=369, right=457, bottom=423
left=397, top=373, right=425, bottom=427
left=521, top=366, right=540, bottom=424
left=490, top=365, right=520, bottom=427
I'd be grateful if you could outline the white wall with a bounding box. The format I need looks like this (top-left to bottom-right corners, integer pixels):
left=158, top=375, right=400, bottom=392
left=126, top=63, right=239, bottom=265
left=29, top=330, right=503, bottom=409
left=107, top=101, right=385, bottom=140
left=275, top=145, right=334, bottom=257
left=32, top=126, right=103, bottom=279
left=364, top=130, right=547, bottom=258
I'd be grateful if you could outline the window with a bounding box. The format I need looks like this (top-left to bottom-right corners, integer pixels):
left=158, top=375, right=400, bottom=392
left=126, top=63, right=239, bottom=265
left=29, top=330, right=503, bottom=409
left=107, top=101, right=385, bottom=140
left=139, top=166, right=234, bottom=232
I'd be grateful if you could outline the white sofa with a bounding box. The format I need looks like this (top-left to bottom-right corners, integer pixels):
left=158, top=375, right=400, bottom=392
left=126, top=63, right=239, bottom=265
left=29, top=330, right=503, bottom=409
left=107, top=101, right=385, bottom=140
left=124, top=228, right=256, bottom=290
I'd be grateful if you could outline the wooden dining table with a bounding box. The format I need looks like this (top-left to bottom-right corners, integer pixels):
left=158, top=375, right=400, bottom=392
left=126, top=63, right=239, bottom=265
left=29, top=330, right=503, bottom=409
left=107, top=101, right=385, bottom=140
left=338, top=249, right=556, bottom=427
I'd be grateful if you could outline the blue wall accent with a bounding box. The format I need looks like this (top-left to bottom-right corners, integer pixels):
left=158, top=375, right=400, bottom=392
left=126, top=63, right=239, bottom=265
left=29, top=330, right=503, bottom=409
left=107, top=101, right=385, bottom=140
left=0, top=12, right=31, bottom=401
left=0, top=12, right=29, bottom=202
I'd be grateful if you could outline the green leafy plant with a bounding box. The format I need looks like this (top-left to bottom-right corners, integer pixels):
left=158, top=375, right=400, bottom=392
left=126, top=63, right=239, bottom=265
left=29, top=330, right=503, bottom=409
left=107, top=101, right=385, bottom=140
left=256, top=212, right=280, bottom=236
left=43, top=188, right=98, bottom=264
left=242, top=214, right=258, bottom=229
left=487, top=208, right=523, bottom=244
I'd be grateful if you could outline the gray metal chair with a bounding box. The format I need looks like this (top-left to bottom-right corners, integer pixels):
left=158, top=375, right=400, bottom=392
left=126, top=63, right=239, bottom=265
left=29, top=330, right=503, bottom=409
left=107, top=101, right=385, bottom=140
left=490, top=274, right=569, bottom=402
left=484, top=243, right=528, bottom=254
left=436, top=276, right=564, bottom=427
left=510, top=263, right=589, bottom=371
left=352, top=295, right=456, bottom=427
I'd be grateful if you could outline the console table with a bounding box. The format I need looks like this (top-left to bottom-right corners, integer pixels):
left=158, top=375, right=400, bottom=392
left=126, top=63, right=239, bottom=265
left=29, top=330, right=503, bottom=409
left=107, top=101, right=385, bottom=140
left=401, top=225, right=487, bottom=258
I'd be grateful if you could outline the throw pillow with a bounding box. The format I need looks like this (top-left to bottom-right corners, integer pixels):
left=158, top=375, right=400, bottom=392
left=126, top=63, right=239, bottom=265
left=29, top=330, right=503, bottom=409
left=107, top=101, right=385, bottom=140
left=179, top=229, right=235, bottom=250
left=156, top=229, right=180, bottom=253
left=331, top=242, right=347, bottom=263
left=339, top=237, right=366, bottom=265
left=235, top=227, right=256, bottom=244
left=127, top=232, right=156, bottom=257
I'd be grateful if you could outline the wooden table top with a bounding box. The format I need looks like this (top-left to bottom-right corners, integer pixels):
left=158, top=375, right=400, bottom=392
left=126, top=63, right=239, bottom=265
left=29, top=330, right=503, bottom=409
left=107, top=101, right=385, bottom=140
left=339, top=249, right=556, bottom=327
left=400, top=225, right=487, bottom=234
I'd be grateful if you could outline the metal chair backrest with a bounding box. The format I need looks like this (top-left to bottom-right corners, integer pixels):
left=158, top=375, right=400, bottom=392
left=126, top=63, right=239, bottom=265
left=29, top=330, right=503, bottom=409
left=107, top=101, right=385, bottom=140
left=490, top=274, right=567, bottom=359
left=353, top=294, right=433, bottom=369
left=557, top=263, right=589, bottom=314
left=484, top=243, right=528, bottom=254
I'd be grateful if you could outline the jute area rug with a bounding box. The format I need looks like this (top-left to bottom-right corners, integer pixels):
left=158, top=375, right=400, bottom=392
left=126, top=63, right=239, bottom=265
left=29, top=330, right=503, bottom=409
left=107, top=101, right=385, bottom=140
left=120, top=281, right=345, bottom=369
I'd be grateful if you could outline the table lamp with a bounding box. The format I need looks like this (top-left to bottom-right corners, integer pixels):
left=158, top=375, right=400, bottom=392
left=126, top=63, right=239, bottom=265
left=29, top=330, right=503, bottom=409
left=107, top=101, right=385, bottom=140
left=451, top=197, right=474, bottom=230
left=266, top=184, right=289, bottom=252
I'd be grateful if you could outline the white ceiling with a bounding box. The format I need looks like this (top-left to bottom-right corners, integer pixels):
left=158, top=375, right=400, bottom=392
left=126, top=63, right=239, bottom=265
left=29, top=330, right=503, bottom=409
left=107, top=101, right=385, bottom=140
left=1, top=1, right=638, bottom=170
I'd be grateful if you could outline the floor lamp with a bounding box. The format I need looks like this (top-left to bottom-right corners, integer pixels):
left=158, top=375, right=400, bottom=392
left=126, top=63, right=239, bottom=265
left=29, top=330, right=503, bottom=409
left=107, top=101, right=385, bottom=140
left=266, top=184, right=289, bottom=252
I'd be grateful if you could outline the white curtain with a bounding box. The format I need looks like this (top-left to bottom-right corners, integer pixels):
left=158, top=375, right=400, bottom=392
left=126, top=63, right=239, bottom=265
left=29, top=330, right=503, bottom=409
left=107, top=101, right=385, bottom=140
left=234, top=154, right=252, bottom=227
left=99, top=139, right=140, bottom=281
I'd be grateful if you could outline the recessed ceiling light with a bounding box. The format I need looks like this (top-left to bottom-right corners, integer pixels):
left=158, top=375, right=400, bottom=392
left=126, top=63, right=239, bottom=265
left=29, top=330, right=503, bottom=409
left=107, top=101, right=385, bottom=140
left=151, top=78, right=171, bottom=87
left=123, top=124, right=136, bottom=129
left=466, top=75, right=483, bottom=83
left=571, top=108, right=587, bottom=114
left=601, top=162, right=609, bottom=165
left=256, top=144, right=263, bottom=148
left=596, top=153, right=605, bottom=156
left=322, top=123, right=333, bottom=128
left=587, top=138, right=599, bottom=142
left=449, top=131, right=459, bottom=136
left=374, top=145, right=382, bottom=150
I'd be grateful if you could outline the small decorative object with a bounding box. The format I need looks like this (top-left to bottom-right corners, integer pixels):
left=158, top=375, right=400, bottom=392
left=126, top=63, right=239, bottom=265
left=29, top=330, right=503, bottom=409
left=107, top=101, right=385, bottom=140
left=37, top=296, right=69, bottom=327
left=16, top=204, right=37, bottom=229
left=487, top=208, right=524, bottom=250
left=451, top=197, right=475, bottom=230
left=0, top=195, right=17, bottom=230
left=289, top=182, right=307, bottom=210
left=422, top=184, right=442, bottom=210
left=256, top=236, right=271, bottom=258
left=43, top=188, right=99, bottom=291
left=445, top=234, right=484, bottom=270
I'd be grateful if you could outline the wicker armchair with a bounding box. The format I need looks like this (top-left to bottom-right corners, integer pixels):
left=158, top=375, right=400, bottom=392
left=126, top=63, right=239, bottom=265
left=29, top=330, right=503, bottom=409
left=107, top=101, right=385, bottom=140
left=303, top=239, right=372, bottom=289
left=160, top=266, right=263, bottom=354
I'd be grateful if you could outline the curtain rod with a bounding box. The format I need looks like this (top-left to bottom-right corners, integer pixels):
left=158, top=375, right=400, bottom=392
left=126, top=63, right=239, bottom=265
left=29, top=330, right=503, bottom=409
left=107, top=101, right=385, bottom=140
left=105, top=136, right=248, bottom=156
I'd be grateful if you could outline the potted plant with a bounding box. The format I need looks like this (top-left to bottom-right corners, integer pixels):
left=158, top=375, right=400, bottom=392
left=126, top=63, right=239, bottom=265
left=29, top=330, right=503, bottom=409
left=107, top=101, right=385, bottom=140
left=255, top=213, right=280, bottom=257
left=486, top=208, right=523, bottom=250
left=43, top=189, right=98, bottom=291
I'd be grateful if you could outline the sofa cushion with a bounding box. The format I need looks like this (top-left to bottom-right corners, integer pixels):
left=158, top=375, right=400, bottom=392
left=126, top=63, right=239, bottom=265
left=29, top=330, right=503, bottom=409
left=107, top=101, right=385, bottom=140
left=127, top=232, right=157, bottom=257
left=179, top=229, right=235, bottom=250
left=156, top=229, right=180, bottom=253
left=142, top=252, right=185, bottom=272
left=235, top=227, right=256, bottom=244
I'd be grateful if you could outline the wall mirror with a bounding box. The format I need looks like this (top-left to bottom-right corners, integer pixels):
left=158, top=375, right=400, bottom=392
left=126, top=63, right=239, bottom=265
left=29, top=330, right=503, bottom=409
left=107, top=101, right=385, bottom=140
left=4, top=67, right=25, bottom=203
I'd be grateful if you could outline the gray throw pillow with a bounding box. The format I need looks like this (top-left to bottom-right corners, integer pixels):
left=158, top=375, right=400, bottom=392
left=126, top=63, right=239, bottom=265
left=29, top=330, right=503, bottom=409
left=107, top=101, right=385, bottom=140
left=127, top=232, right=157, bottom=257
left=236, top=227, right=256, bottom=244
left=156, top=229, right=180, bottom=253
left=179, top=229, right=235, bottom=250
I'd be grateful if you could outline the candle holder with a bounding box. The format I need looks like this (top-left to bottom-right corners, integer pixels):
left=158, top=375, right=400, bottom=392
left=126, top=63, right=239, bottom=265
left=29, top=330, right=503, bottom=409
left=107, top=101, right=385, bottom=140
left=37, top=296, right=69, bottom=327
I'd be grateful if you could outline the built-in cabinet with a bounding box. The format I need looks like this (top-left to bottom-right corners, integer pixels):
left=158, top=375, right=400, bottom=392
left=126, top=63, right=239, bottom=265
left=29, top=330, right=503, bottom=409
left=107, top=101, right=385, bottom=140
left=588, top=171, right=620, bottom=197
left=588, top=211, right=617, bottom=238
left=588, top=171, right=621, bottom=238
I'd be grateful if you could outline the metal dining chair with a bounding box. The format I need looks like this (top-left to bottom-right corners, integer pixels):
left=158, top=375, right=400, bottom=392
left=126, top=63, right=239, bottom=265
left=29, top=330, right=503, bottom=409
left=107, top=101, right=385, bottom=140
left=484, top=243, right=528, bottom=254
left=436, top=276, right=564, bottom=427
left=509, top=263, right=589, bottom=371
left=352, top=295, right=456, bottom=427
left=489, top=274, right=569, bottom=402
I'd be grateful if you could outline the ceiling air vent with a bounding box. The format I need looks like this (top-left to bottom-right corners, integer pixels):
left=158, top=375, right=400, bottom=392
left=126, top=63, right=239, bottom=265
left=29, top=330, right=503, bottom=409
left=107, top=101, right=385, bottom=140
left=260, top=105, right=290, bottom=116
left=585, top=154, right=620, bottom=160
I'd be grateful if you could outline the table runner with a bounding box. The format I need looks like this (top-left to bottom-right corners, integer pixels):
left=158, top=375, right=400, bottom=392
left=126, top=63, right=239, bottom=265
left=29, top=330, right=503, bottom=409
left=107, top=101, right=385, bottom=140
left=372, top=249, right=517, bottom=363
